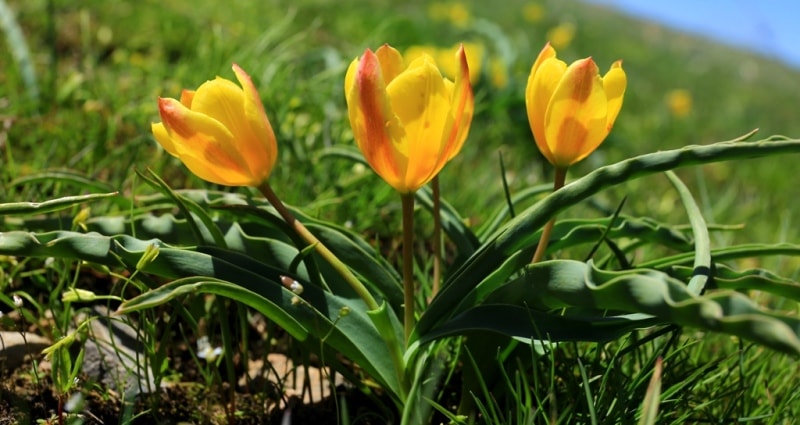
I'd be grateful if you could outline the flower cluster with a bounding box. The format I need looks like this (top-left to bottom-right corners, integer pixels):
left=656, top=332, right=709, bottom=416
left=152, top=42, right=625, bottom=191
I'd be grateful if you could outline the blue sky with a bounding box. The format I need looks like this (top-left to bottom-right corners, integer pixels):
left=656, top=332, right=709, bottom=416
left=585, top=0, right=800, bottom=69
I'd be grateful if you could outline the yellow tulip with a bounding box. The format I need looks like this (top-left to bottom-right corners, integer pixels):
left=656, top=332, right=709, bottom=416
left=525, top=43, right=626, bottom=169
left=344, top=44, right=474, bottom=193
left=665, top=89, right=692, bottom=118
left=151, top=64, right=278, bottom=186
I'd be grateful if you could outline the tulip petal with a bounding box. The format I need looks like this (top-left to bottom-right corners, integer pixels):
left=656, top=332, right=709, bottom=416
left=544, top=58, right=608, bottom=167
left=445, top=44, right=474, bottom=160
left=157, top=97, right=254, bottom=186
left=526, top=57, right=567, bottom=164
left=344, top=58, right=358, bottom=101
left=386, top=55, right=452, bottom=190
left=531, top=43, right=557, bottom=79
left=233, top=64, right=277, bottom=181
left=179, top=90, right=195, bottom=107
left=151, top=122, right=178, bottom=156
left=189, top=76, right=269, bottom=181
left=602, top=60, right=626, bottom=131
left=375, top=44, right=405, bottom=84
left=348, top=49, right=408, bottom=191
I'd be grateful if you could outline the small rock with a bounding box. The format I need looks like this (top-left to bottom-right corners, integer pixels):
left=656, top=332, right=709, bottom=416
left=0, top=331, right=51, bottom=371
left=241, top=353, right=346, bottom=410
left=78, top=305, right=158, bottom=399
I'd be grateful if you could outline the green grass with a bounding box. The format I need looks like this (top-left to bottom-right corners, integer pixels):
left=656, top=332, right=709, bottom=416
left=3, top=0, right=800, bottom=423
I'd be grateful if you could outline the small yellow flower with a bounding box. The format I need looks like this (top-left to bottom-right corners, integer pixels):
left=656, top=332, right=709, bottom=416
left=522, top=3, right=544, bottom=23
left=525, top=43, right=626, bottom=169
left=665, top=89, right=692, bottom=118
left=447, top=2, right=471, bottom=27
left=489, top=57, right=508, bottom=89
left=547, top=22, right=576, bottom=50
left=151, top=64, right=278, bottom=187
left=345, top=44, right=474, bottom=193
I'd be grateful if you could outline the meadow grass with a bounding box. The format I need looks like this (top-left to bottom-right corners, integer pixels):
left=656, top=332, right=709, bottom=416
left=2, top=0, right=800, bottom=423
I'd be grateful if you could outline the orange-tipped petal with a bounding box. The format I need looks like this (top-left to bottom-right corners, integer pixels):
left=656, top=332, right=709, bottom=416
left=179, top=90, right=195, bottom=107
left=526, top=56, right=567, bottom=164
left=602, top=60, right=626, bottom=131
left=232, top=63, right=277, bottom=181
left=348, top=49, right=408, bottom=192
left=530, top=42, right=557, bottom=79
left=157, top=97, right=254, bottom=186
left=544, top=57, right=608, bottom=167
left=445, top=44, right=474, bottom=160
left=375, top=44, right=405, bottom=84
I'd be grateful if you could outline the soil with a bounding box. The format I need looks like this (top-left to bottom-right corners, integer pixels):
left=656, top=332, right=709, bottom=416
left=0, top=348, right=392, bottom=425
left=0, top=270, right=398, bottom=425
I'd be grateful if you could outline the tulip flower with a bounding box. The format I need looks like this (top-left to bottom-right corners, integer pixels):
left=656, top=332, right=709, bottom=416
left=526, top=43, right=626, bottom=264
left=344, top=43, right=473, bottom=194
left=526, top=43, right=626, bottom=169
left=345, top=43, right=474, bottom=344
left=151, top=64, right=277, bottom=187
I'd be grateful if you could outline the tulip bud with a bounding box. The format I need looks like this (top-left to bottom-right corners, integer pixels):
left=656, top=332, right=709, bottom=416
left=151, top=64, right=278, bottom=187
left=525, top=43, right=626, bottom=169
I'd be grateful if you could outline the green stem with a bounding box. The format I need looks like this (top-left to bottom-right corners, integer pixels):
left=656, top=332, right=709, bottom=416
left=531, top=167, right=567, bottom=263
left=431, top=176, right=442, bottom=300
left=258, top=181, right=380, bottom=311
left=401, top=193, right=416, bottom=346
left=260, top=181, right=408, bottom=398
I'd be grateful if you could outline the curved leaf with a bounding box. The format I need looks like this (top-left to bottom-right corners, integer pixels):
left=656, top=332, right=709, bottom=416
left=417, top=137, right=800, bottom=340
left=0, top=192, right=119, bottom=216
left=664, top=171, right=709, bottom=295
left=0, top=230, right=404, bottom=401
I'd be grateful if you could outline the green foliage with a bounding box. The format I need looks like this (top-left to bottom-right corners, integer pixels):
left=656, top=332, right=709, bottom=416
left=3, top=0, right=800, bottom=423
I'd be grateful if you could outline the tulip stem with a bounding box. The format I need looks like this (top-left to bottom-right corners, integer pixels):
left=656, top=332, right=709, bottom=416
left=401, top=193, right=416, bottom=346
left=531, top=167, right=567, bottom=263
left=260, top=182, right=409, bottom=398
left=258, top=182, right=380, bottom=312
left=431, top=176, right=442, bottom=301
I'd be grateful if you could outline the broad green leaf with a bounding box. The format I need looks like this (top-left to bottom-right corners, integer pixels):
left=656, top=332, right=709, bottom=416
left=118, top=276, right=308, bottom=339
left=0, top=230, right=404, bottom=401
left=500, top=260, right=800, bottom=354
left=668, top=263, right=800, bottom=302
left=417, top=137, right=800, bottom=340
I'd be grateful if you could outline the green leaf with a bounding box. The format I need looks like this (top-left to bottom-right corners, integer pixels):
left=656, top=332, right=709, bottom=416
left=118, top=276, right=309, bottom=340
left=664, top=171, right=709, bottom=295
left=668, top=263, right=800, bottom=302
left=418, top=137, right=800, bottom=340
left=415, top=186, right=480, bottom=262
left=491, top=260, right=800, bottom=355
left=136, top=169, right=227, bottom=248
left=639, top=243, right=800, bottom=269
left=0, top=229, right=404, bottom=401
left=0, top=192, right=119, bottom=216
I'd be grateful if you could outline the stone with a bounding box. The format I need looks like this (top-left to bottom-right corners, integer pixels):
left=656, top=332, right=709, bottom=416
left=0, top=331, right=51, bottom=371
left=78, top=305, right=158, bottom=399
